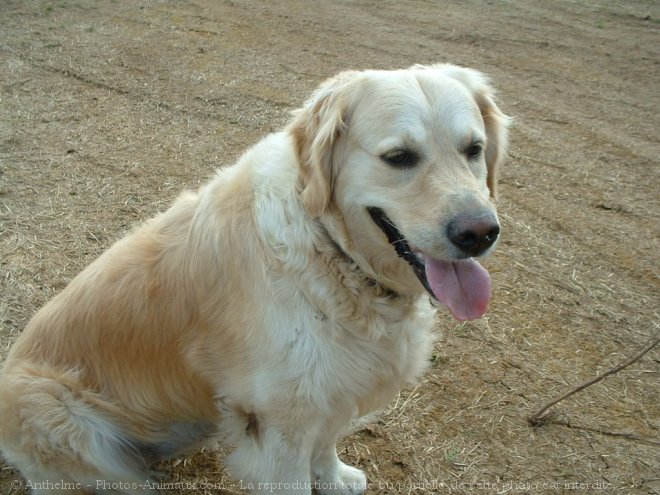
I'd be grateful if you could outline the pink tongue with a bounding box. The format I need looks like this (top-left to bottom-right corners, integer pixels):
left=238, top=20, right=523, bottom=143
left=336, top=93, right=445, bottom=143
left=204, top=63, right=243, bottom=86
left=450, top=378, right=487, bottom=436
left=424, top=257, right=492, bottom=321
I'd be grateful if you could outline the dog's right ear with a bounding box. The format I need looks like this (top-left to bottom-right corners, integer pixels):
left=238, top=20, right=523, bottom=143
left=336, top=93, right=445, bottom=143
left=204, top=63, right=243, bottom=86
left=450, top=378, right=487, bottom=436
left=288, top=71, right=360, bottom=217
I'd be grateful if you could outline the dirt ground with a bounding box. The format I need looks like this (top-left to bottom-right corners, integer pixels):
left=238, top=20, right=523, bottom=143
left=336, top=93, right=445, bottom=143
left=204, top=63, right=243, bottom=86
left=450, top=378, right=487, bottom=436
left=1, top=0, right=658, bottom=494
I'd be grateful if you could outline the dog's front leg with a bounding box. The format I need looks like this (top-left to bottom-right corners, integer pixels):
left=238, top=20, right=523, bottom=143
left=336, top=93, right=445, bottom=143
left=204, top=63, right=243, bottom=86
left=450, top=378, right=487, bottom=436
left=226, top=421, right=315, bottom=494
left=311, top=418, right=367, bottom=495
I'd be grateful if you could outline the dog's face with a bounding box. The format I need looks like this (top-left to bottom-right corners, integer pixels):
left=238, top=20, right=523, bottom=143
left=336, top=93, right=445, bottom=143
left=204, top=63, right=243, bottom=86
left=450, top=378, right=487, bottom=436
left=291, top=64, right=510, bottom=320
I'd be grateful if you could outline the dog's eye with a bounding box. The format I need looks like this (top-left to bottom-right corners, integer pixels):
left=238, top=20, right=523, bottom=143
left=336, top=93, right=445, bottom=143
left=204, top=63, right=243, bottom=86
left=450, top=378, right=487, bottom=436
left=381, top=149, right=420, bottom=168
left=465, top=142, right=484, bottom=161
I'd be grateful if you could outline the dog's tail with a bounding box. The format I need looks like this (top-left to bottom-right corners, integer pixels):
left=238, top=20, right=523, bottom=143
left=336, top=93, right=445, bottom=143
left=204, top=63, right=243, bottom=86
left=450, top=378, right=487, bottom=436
left=0, top=363, right=151, bottom=493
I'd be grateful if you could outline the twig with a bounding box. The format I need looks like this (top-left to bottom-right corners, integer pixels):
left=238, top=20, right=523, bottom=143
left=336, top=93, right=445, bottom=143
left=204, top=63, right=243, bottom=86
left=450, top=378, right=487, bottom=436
left=549, top=419, right=660, bottom=447
left=4, top=78, right=31, bottom=90
left=528, top=329, right=660, bottom=427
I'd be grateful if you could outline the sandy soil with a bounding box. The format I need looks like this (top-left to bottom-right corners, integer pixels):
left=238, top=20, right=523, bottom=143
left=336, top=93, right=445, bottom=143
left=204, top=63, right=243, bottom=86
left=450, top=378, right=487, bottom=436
left=1, top=1, right=658, bottom=494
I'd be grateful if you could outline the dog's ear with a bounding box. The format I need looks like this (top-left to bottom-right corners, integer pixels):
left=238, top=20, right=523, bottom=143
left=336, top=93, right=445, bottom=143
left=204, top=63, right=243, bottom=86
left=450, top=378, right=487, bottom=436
left=473, top=79, right=510, bottom=200
left=419, top=64, right=511, bottom=199
left=288, top=71, right=360, bottom=217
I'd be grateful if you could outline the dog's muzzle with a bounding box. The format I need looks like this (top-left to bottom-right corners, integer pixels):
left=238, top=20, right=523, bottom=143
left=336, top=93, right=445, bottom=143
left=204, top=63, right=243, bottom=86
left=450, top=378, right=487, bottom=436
left=366, top=207, right=433, bottom=296
left=366, top=206, right=494, bottom=321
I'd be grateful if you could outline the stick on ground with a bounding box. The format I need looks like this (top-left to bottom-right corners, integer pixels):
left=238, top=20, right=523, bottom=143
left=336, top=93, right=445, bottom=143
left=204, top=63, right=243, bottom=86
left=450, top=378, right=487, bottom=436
left=528, top=329, right=660, bottom=427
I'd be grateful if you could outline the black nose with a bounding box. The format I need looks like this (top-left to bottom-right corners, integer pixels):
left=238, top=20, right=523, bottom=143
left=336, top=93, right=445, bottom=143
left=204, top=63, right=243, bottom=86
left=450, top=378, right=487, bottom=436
left=447, top=215, right=500, bottom=257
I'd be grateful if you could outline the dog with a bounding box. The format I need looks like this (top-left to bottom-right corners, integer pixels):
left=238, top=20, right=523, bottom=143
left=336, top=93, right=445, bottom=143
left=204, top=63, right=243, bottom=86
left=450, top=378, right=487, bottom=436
left=0, top=64, right=509, bottom=494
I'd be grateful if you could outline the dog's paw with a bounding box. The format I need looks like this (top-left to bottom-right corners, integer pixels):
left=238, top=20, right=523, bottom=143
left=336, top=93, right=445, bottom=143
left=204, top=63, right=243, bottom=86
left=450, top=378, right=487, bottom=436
left=316, top=463, right=367, bottom=495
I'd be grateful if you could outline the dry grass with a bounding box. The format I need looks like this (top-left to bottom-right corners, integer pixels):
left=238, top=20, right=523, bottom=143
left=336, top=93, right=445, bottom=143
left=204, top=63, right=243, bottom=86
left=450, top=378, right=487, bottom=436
left=1, top=1, right=659, bottom=494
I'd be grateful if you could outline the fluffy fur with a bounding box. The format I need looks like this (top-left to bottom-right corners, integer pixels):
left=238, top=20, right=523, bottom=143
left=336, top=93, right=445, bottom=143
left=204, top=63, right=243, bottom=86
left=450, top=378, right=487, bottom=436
left=0, top=64, right=509, bottom=494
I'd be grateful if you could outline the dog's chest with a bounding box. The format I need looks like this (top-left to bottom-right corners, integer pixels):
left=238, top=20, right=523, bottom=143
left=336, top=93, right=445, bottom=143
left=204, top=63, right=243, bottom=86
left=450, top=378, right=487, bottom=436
left=263, top=296, right=435, bottom=416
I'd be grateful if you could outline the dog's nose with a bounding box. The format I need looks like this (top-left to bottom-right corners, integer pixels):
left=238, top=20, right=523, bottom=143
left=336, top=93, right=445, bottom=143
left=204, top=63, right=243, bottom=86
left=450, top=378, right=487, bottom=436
left=447, top=215, right=500, bottom=257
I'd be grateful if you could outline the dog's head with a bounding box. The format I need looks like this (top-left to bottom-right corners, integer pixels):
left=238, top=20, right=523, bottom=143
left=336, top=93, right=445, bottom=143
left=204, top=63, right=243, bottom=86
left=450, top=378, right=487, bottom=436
left=289, top=64, right=510, bottom=321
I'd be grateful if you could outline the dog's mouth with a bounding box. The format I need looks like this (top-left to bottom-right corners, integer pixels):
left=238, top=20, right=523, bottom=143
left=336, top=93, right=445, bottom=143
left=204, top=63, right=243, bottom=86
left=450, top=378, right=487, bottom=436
left=367, top=207, right=492, bottom=321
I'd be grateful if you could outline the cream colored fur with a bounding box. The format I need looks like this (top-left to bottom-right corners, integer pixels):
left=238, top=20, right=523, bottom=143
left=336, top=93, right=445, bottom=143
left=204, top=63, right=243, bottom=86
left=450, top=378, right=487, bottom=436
left=0, top=64, right=509, bottom=494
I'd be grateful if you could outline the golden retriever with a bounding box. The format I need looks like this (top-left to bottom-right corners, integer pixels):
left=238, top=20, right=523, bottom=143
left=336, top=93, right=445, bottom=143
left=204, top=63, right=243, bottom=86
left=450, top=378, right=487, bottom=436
left=0, top=64, right=509, bottom=494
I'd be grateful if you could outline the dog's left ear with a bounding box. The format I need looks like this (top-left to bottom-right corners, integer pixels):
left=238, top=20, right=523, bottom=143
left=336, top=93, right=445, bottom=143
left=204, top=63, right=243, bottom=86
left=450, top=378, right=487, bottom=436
left=425, top=65, right=511, bottom=200
left=288, top=71, right=360, bottom=217
left=473, top=78, right=511, bottom=200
